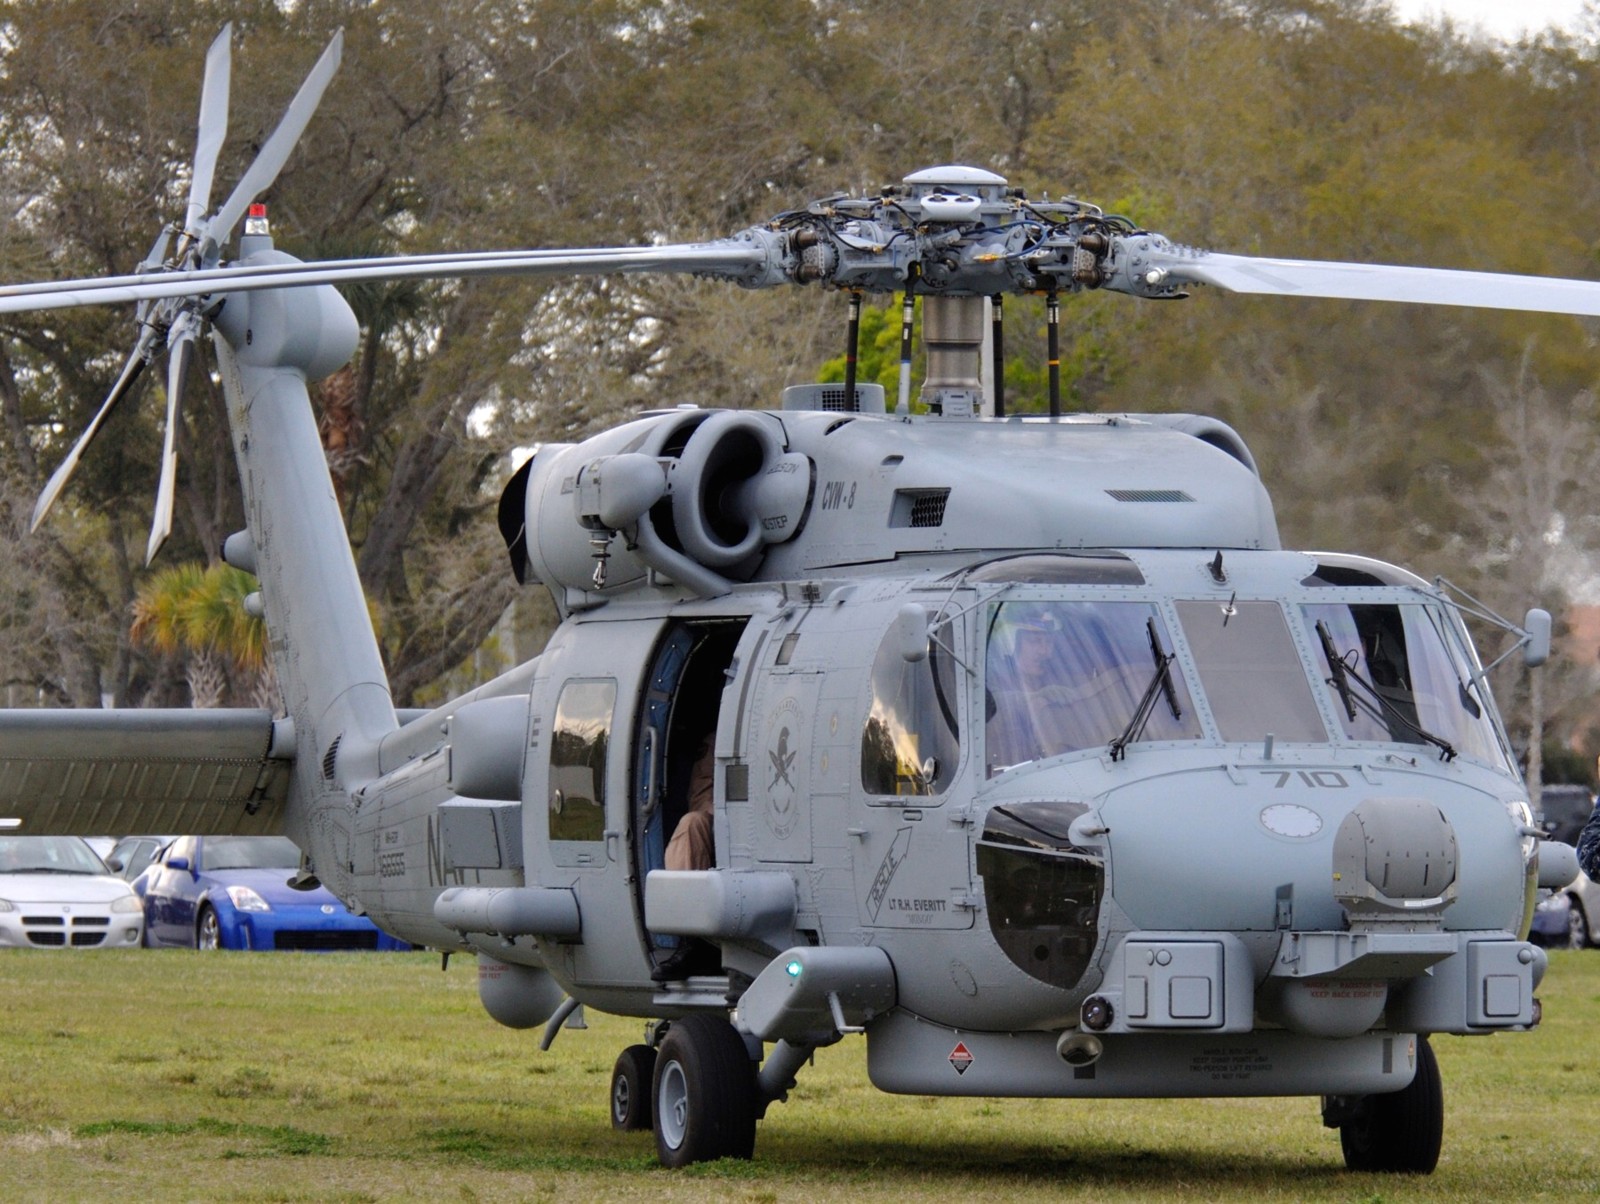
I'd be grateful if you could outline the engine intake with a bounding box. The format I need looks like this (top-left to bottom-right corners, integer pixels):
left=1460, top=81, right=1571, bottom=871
left=508, top=410, right=813, bottom=604
left=670, top=411, right=810, bottom=568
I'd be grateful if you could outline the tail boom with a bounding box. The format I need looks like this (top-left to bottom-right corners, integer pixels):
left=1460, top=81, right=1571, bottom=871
left=211, top=247, right=396, bottom=887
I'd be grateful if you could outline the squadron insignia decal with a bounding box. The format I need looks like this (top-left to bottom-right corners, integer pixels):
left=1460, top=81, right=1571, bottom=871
left=763, top=697, right=802, bottom=838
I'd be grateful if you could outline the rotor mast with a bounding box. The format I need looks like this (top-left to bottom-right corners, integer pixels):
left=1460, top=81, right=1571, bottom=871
left=901, top=168, right=1007, bottom=417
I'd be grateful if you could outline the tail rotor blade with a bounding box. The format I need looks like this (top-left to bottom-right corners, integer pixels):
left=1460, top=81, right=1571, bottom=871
left=205, top=30, right=343, bottom=255
left=30, top=334, right=155, bottom=531
left=185, top=23, right=234, bottom=238
left=139, top=225, right=174, bottom=275
left=147, top=322, right=195, bottom=565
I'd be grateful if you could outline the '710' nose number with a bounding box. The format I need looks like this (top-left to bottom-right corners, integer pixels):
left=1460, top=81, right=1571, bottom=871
left=1261, top=770, right=1349, bottom=789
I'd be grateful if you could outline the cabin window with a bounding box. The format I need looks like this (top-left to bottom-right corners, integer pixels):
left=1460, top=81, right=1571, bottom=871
left=984, top=601, right=1200, bottom=774
left=860, top=615, right=960, bottom=796
left=549, top=678, right=615, bottom=843
left=1302, top=603, right=1509, bottom=768
left=1175, top=600, right=1326, bottom=743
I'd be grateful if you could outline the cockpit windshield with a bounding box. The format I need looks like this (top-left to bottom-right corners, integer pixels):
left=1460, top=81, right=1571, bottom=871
left=1174, top=600, right=1325, bottom=743
left=979, top=586, right=1513, bottom=778
left=1302, top=601, right=1509, bottom=768
left=985, top=601, right=1201, bottom=775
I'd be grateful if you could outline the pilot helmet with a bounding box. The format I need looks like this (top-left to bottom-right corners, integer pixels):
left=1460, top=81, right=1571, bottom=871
left=999, top=605, right=1062, bottom=653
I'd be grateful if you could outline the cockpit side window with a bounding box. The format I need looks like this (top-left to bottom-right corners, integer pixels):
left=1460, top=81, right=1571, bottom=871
left=860, top=614, right=960, bottom=796
left=985, top=601, right=1200, bottom=775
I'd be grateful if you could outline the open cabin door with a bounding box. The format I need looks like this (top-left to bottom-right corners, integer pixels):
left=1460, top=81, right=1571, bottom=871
left=527, top=616, right=666, bottom=991
left=526, top=614, right=750, bottom=992
left=631, top=619, right=748, bottom=958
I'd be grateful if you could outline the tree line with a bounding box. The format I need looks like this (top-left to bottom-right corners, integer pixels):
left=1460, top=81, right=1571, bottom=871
left=3, top=0, right=1599, bottom=777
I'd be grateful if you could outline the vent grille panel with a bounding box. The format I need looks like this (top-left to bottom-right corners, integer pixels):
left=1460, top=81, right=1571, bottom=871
left=1106, top=489, right=1194, bottom=503
left=890, top=488, right=952, bottom=529
left=321, top=733, right=343, bottom=781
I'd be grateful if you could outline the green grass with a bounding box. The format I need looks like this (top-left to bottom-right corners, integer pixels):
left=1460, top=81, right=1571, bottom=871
left=1, top=948, right=1597, bottom=1201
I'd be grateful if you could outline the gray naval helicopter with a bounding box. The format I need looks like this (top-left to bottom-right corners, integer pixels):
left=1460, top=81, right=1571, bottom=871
left=0, top=27, right=1589, bottom=1173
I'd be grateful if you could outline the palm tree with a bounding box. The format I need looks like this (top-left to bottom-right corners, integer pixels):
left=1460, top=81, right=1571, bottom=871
left=131, top=563, right=273, bottom=710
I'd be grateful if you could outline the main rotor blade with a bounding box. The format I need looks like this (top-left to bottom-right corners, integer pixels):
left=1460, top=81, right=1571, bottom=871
left=0, top=244, right=690, bottom=301
left=185, top=24, right=234, bottom=237
left=204, top=30, right=343, bottom=256
left=30, top=333, right=155, bottom=531
left=147, top=320, right=195, bottom=565
left=1159, top=251, right=1600, bottom=317
left=0, top=242, right=772, bottom=314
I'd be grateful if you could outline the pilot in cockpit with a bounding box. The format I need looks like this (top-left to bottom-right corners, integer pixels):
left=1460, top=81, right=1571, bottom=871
left=987, top=607, right=1078, bottom=770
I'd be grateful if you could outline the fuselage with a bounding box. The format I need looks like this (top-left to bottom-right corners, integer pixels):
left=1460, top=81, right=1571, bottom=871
left=344, top=541, right=1537, bottom=1063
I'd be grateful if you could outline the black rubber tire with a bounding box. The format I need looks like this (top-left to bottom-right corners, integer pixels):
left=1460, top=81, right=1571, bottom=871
left=196, top=904, right=222, bottom=951
left=651, top=1014, right=759, bottom=1168
left=1339, top=1035, right=1443, bottom=1173
left=1568, top=895, right=1591, bottom=950
left=611, top=1044, right=657, bottom=1131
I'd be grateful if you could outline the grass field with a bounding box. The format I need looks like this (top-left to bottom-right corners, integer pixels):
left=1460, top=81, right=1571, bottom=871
left=1, top=948, right=1597, bottom=1202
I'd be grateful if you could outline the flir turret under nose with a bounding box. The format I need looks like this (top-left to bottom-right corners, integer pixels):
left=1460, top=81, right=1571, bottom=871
left=1333, top=796, right=1459, bottom=923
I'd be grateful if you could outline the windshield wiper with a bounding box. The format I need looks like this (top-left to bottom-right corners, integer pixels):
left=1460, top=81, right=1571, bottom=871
left=1315, top=621, right=1358, bottom=722
left=1315, top=621, right=1456, bottom=762
left=1149, top=619, right=1182, bottom=723
left=1109, top=620, right=1180, bottom=762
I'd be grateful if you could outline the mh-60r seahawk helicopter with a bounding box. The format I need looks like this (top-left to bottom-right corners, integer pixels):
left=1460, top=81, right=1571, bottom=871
left=0, top=27, right=1589, bottom=1174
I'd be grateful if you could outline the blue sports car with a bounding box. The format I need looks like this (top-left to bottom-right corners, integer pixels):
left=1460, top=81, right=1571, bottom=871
left=136, top=835, right=409, bottom=951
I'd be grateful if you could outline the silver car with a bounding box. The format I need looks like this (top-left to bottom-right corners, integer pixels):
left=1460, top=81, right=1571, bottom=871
left=1571, top=874, right=1600, bottom=948
left=0, top=835, right=144, bottom=948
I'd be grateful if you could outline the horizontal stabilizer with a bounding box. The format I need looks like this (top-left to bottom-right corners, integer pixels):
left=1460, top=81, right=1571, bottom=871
left=0, top=708, right=291, bottom=836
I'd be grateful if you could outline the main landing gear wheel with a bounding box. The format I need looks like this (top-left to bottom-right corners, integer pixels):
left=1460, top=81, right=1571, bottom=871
left=1337, top=1035, right=1443, bottom=1173
left=652, top=1014, right=759, bottom=1168
left=611, top=1044, right=657, bottom=1131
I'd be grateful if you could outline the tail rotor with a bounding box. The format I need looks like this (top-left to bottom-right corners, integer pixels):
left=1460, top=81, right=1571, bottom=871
left=28, top=23, right=344, bottom=561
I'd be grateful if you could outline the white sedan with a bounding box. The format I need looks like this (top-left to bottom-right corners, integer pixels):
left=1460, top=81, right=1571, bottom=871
left=0, top=835, right=144, bottom=948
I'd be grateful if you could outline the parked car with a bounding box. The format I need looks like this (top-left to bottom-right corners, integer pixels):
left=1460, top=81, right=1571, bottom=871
left=1534, top=870, right=1600, bottom=949
left=104, top=835, right=174, bottom=883
left=137, top=835, right=408, bottom=951
left=0, top=835, right=144, bottom=948
left=1536, top=784, right=1595, bottom=845
left=1530, top=786, right=1598, bottom=949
